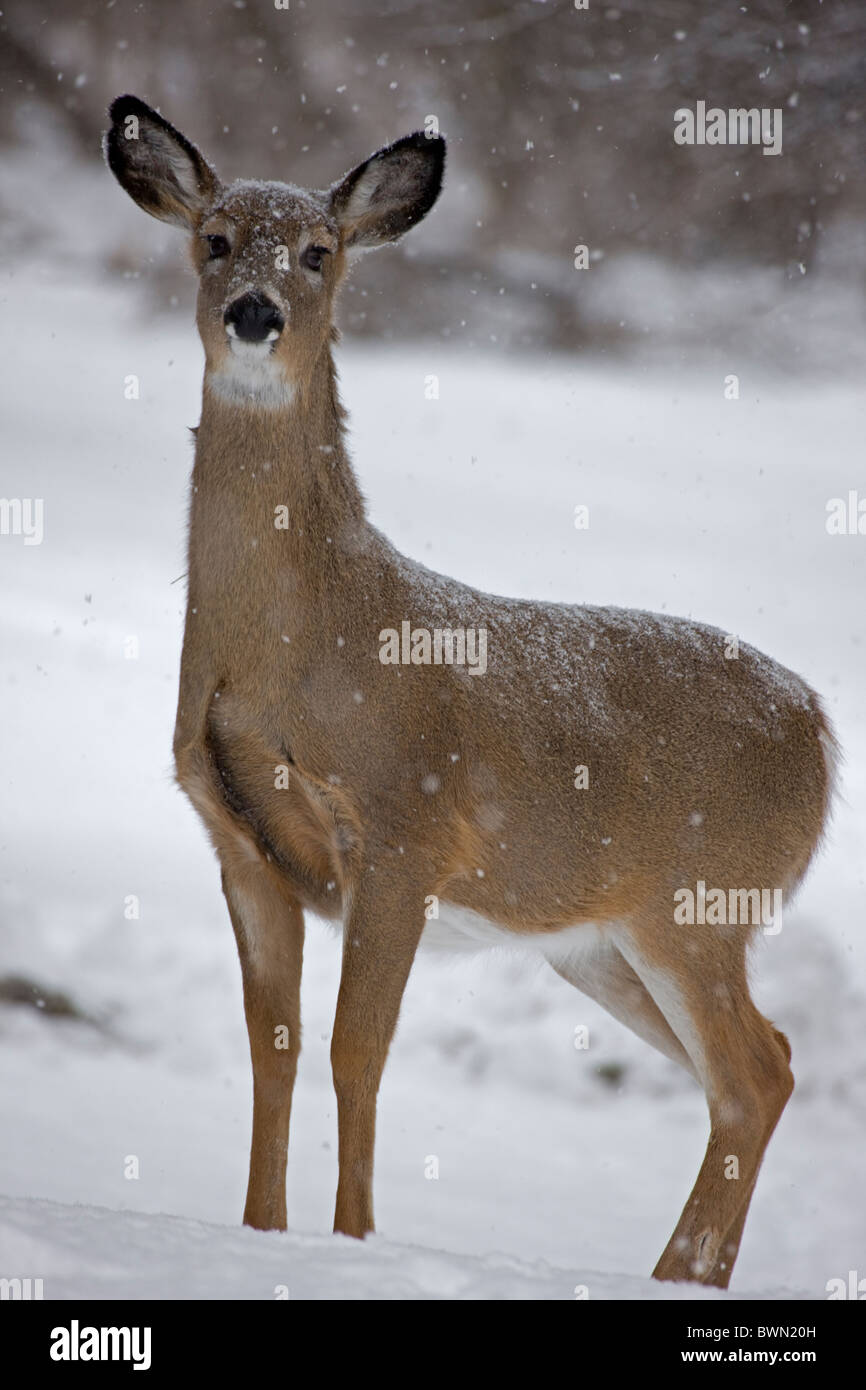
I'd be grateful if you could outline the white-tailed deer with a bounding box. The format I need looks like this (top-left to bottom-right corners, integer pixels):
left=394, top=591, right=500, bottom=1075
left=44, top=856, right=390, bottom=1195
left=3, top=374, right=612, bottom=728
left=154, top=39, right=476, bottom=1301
left=106, top=95, right=836, bottom=1286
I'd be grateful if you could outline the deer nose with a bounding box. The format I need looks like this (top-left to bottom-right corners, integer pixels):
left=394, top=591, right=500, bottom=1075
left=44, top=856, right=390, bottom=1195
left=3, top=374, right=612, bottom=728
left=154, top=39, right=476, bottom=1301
left=224, top=291, right=285, bottom=343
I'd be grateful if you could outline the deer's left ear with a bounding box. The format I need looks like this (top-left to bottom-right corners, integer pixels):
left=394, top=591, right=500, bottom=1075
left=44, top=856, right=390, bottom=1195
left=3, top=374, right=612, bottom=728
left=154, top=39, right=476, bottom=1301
left=330, top=131, right=445, bottom=252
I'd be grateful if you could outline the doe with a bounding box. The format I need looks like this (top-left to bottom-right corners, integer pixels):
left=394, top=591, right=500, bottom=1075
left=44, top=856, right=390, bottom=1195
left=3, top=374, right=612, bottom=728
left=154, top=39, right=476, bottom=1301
left=106, top=95, right=836, bottom=1286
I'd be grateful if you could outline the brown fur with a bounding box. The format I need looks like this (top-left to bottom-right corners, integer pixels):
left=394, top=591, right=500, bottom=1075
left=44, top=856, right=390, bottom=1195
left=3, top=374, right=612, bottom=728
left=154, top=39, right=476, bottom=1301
left=106, top=95, right=837, bottom=1286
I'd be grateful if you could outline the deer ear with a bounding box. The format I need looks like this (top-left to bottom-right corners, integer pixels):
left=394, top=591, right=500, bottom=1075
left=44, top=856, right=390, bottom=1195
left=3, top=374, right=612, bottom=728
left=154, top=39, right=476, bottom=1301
left=104, top=95, right=220, bottom=230
left=330, top=131, right=445, bottom=252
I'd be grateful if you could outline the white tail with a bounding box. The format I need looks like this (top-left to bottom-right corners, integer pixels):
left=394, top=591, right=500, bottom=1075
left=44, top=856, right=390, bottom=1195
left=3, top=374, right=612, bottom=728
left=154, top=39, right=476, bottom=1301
left=106, top=95, right=837, bottom=1286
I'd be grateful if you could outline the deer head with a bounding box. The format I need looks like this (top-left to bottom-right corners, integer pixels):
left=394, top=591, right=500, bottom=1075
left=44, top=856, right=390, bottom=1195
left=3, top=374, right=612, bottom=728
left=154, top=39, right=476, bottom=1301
left=105, top=95, right=445, bottom=407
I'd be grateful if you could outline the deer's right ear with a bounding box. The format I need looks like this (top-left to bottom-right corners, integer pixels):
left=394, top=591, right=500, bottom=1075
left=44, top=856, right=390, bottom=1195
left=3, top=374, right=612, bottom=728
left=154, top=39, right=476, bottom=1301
left=104, top=95, right=220, bottom=230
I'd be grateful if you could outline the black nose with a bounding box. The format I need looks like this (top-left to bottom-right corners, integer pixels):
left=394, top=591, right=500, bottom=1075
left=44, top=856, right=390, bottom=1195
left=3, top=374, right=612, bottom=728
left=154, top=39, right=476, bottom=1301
left=224, top=291, right=284, bottom=343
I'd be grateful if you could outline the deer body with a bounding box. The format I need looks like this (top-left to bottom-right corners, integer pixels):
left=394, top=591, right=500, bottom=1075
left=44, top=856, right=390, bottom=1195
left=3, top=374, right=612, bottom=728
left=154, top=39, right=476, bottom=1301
left=107, top=96, right=836, bottom=1286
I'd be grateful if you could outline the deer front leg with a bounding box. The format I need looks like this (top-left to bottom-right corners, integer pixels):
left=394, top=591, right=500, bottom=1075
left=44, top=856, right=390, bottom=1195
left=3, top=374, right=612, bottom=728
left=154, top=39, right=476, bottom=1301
left=330, top=873, right=427, bottom=1238
left=222, top=865, right=304, bottom=1232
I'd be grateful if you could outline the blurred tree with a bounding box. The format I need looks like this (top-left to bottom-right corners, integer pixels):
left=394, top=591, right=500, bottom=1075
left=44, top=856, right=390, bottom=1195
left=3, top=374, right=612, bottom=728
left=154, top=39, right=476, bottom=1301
left=1, top=0, right=862, bottom=350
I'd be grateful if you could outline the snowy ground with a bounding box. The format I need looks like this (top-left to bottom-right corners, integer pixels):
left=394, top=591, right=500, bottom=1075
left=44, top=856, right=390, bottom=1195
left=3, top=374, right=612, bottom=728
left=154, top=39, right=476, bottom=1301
left=0, top=263, right=864, bottom=1300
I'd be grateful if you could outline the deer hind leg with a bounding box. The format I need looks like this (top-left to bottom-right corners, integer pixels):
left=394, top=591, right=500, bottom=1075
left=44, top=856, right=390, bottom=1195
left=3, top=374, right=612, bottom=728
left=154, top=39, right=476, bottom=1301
left=550, top=938, right=699, bottom=1079
left=701, top=1025, right=792, bottom=1289
left=221, top=862, right=304, bottom=1232
left=613, top=922, right=793, bottom=1286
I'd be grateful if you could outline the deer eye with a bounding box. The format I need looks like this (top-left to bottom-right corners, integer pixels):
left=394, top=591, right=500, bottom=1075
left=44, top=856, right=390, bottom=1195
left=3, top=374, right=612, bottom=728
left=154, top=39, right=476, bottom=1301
left=301, top=245, right=329, bottom=272
left=206, top=234, right=230, bottom=260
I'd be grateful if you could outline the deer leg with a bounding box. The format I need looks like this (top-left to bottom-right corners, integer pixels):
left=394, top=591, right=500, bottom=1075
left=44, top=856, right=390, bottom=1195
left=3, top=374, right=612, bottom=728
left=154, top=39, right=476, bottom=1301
left=702, top=1025, right=793, bottom=1288
left=550, top=940, right=698, bottom=1079
left=614, top=925, right=793, bottom=1285
left=222, top=864, right=304, bottom=1232
left=330, top=873, right=427, bottom=1239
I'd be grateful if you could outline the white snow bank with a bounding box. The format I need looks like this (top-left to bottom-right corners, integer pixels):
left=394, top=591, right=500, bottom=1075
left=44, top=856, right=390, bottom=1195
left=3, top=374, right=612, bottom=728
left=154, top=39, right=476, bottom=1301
left=0, top=1196, right=812, bottom=1301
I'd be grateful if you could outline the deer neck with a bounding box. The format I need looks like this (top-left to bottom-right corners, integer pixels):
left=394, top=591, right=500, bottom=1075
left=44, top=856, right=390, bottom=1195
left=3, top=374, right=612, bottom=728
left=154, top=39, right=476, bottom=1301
left=189, top=341, right=368, bottom=614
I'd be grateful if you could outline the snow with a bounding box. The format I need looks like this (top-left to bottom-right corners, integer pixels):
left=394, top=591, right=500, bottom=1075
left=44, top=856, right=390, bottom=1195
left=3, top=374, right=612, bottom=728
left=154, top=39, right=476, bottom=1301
left=0, top=1196, right=814, bottom=1302
left=0, top=264, right=864, bottom=1300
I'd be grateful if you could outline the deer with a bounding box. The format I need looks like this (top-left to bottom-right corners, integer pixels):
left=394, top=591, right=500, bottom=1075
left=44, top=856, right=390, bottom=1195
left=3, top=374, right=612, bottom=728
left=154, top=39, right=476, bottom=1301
left=105, top=94, right=837, bottom=1288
